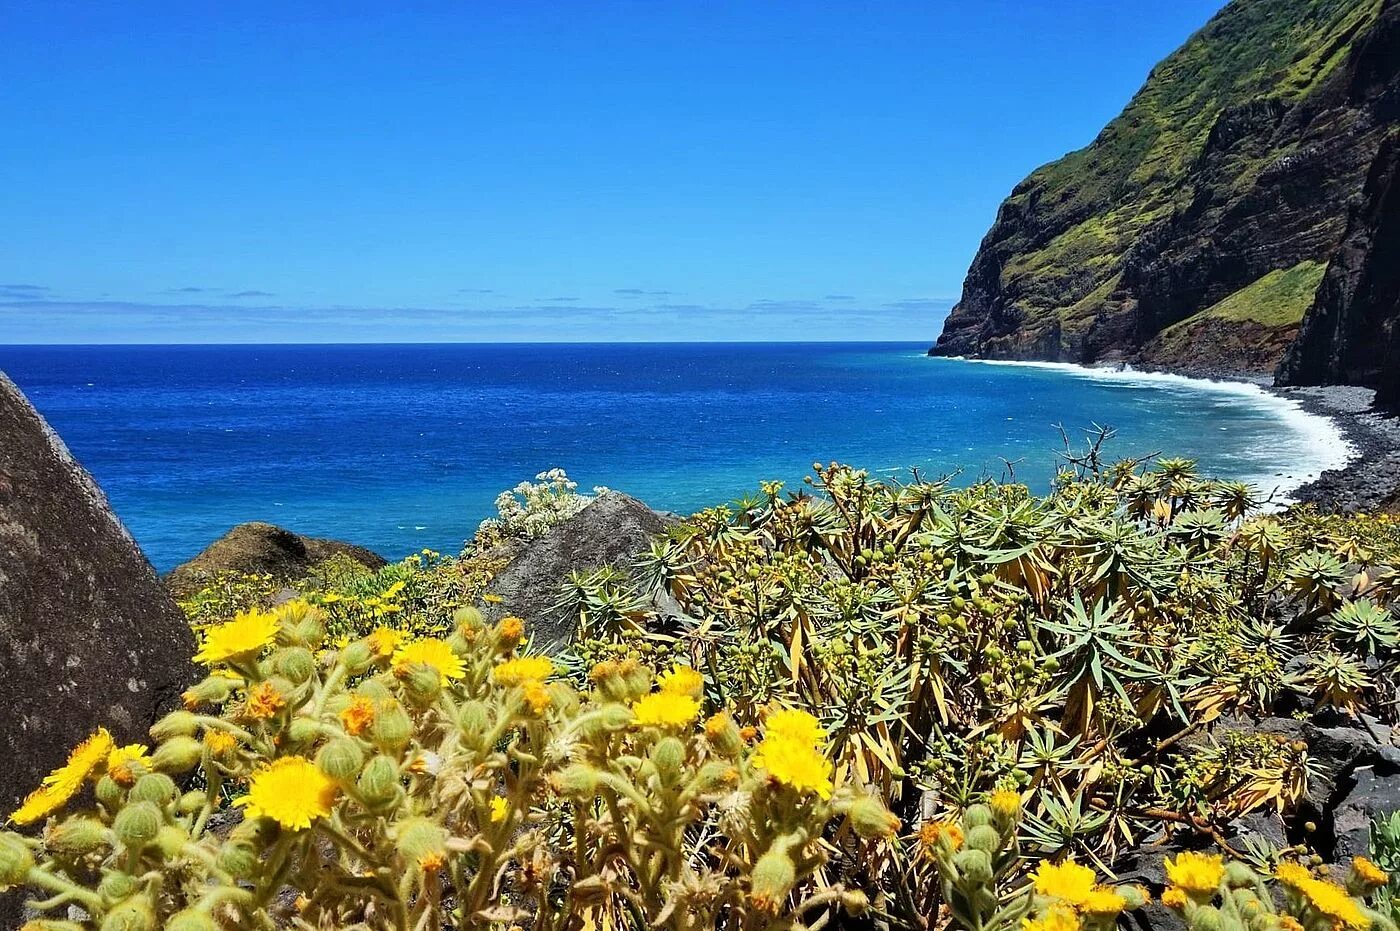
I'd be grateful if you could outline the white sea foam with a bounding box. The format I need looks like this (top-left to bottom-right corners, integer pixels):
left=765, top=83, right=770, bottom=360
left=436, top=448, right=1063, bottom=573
left=942, top=356, right=1356, bottom=503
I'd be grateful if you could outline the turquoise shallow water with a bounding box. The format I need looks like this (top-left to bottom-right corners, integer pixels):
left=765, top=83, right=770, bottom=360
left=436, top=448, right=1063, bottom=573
left=0, top=343, right=1348, bottom=571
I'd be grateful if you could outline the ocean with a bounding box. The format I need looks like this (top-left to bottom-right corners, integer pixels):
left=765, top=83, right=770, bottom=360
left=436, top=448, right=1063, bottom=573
left=0, top=343, right=1351, bottom=572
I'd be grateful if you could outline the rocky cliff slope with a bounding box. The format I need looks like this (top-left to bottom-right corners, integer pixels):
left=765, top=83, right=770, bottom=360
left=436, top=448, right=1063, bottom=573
left=932, top=0, right=1400, bottom=381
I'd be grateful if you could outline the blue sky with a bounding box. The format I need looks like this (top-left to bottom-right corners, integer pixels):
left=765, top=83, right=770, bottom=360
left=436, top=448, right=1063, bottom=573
left=1, top=1, right=1226, bottom=343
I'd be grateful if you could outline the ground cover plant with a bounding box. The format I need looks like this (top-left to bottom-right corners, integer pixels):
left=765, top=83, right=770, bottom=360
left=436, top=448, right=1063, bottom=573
left=5, top=458, right=1400, bottom=929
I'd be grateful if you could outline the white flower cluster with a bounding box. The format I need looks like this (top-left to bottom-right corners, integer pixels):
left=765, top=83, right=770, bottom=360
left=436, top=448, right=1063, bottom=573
left=477, top=468, right=607, bottom=540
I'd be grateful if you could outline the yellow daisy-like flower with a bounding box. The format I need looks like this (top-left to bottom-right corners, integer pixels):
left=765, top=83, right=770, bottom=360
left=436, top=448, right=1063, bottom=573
left=989, top=788, right=1022, bottom=818
left=1297, top=877, right=1370, bottom=930
left=340, top=695, right=377, bottom=736
left=236, top=757, right=337, bottom=830
left=393, top=639, right=467, bottom=686
left=367, top=626, right=405, bottom=659
left=195, top=610, right=279, bottom=665
left=10, top=728, right=115, bottom=825
left=1276, top=862, right=1314, bottom=889
left=521, top=680, right=553, bottom=715
left=763, top=707, right=827, bottom=747
left=1023, top=904, right=1082, bottom=931
left=1081, top=887, right=1127, bottom=916
left=1352, top=856, right=1389, bottom=888
left=489, top=795, right=509, bottom=823
left=751, top=734, right=834, bottom=799
left=1163, top=851, right=1224, bottom=895
left=632, top=691, right=701, bottom=728
left=106, top=744, right=149, bottom=787
left=492, top=656, right=555, bottom=687
left=204, top=730, right=238, bottom=757
left=1033, top=860, right=1099, bottom=907
left=658, top=665, right=704, bottom=698
left=1160, top=888, right=1188, bottom=910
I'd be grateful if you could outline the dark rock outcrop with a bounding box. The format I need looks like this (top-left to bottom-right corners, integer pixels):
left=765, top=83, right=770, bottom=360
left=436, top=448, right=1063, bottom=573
left=0, top=374, right=198, bottom=925
left=166, top=521, right=388, bottom=599
left=479, top=491, right=676, bottom=651
left=932, top=0, right=1400, bottom=383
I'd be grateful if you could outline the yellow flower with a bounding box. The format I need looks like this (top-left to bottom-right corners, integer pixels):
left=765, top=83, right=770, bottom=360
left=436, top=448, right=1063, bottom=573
left=418, top=851, right=445, bottom=873
left=340, top=695, right=377, bottom=736
left=1033, top=860, right=1099, bottom=907
left=752, top=734, right=833, bottom=799
left=236, top=757, right=337, bottom=830
left=367, top=627, right=404, bottom=659
left=1164, top=851, right=1224, bottom=895
left=989, top=789, right=1022, bottom=818
left=1352, top=856, right=1388, bottom=888
left=521, top=680, right=553, bottom=715
left=483, top=593, right=504, bottom=604
left=1081, top=887, right=1127, bottom=916
left=1276, top=862, right=1313, bottom=889
left=495, top=616, right=526, bottom=647
left=204, top=730, right=238, bottom=757
left=763, top=708, right=827, bottom=747
left=1297, top=877, right=1370, bottom=930
left=489, top=796, right=509, bottom=823
left=195, top=610, right=279, bottom=665
left=493, top=656, right=555, bottom=687
left=658, top=665, right=704, bottom=698
left=632, top=691, right=701, bottom=728
left=393, top=639, right=466, bottom=685
left=106, top=744, right=149, bottom=787
left=1023, top=904, right=1082, bottom=931
left=1160, top=888, right=1188, bottom=910
left=1278, top=917, right=1304, bottom=931
left=246, top=681, right=287, bottom=720
left=9, top=728, right=115, bottom=825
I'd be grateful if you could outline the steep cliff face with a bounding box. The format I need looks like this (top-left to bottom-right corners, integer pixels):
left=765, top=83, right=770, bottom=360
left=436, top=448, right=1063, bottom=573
left=933, top=0, right=1399, bottom=378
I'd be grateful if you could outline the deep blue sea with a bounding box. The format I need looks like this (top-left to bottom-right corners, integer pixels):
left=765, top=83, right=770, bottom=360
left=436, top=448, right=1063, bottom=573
left=0, top=343, right=1350, bottom=572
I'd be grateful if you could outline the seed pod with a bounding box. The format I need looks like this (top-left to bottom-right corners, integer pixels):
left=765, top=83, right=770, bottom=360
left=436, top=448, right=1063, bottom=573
left=152, top=736, right=203, bottom=774
left=130, top=773, right=178, bottom=805
left=166, top=910, right=219, bottom=931
left=113, top=802, right=163, bottom=850
left=101, top=898, right=157, bottom=931
left=372, top=701, right=413, bottom=751
left=317, top=738, right=365, bottom=783
left=276, top=647, right=317, bottom=684
left=357, top=755, right=401, bottom=808
left=46, top=817, right=111, bottom=859
left=150, top=711, right=198, bottom=741
left=847, top=796, right=900, bottom=840
left=0, top=832, right=35, bottom=887
left=750, top=846, right=797, bottom=914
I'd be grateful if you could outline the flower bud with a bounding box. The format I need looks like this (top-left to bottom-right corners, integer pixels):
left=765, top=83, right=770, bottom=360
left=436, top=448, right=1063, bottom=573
left=166, top=910, right=219, bottom=931
left=650, top=737, right=686, bottom=783
left=577, top=703, right=634, bottom=738
left=1189, top=906, right=1224, bottom=931
left=847, top=796, right=900, bottom=840
left=750, top=847, right=797, bottom=914
left=357, top=755, right=401, bottom=808
left=150, top=711, right=198, bottom=741
left=317, top=738, right=365, bottom=783
left=218, top=841, right=259, bottom=879
left=99, top=871, right=137, bottom=903
left=182, top=676, right=235, bottom=707
left=46, top=817, right=111, bottom=859
left=156, top=825, right=188, bottom=859
left=101, top=898, right=156, bottom=931
left=400, top=664, right=442, bottom=704
left=177, top=790, right=205, bottom=815
left=394, top=816, right=447, bottom=863
left=372, top=701, right=413, bottom=751
left=841, top=889, right=870, bottom=916
left=954, top=848, right=994, bottom=884
left=454, top=606, right=484, bottom=632
left=1120, top=885, right=1150, bottom=910
left=1224, top=861, right=1257, bottom=889
left=152, top=736, right=204, bottom=774
left=966, top=824, right=1000, bottom=853
left=290, top=616, right=326, bottom=649
left=0, top=832, right=34, bottom=888
left=276, top=647, right=317, bottom=684
left=113, top=802, right=163, bottom=850
left=704, top=711, right=743, bottom=756
left=962, top=804, right=992, bottom=829
left=556, top=764, right=601, bottom=796
left=287, top=718, right=322, bottom=747
left=95, top=775, right=125, bottom=810
left=130, top=773, right=178, bottom=805
left=459, top=700, right=491, bottom=741
left=341, top=641, right=374, bottom=675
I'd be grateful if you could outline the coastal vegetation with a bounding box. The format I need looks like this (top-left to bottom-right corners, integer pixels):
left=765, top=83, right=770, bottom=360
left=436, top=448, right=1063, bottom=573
left=5, top=459, right=1400, bottom=929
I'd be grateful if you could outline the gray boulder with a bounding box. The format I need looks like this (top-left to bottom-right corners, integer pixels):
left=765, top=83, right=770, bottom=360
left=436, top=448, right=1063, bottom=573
left=480, top=491, right=676, bottom=650
left=0, top=374, right=198, bottom=924
left=1331, top=759, right=1400, bottom=862
left=166, top=521, right=388, bottom=599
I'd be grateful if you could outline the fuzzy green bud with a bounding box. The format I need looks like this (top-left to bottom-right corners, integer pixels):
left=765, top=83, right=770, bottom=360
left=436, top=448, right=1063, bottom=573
left=150, top=710, right=198, bottom=741
left=155, top=824, right=188, bottom=859
left=556, top=764, right=602, bottom=796
left=178, top=790, right=205, bottom=814
left=183, top=675, right=235, bottom=706
left=954, top=848, right=994, bottom=884
left=962, top=804, right=993, bottom=829
left=966, top=823, right=1001, bottom=853
left=372, top=700, right=413, bottom=751
left=0, top=832, right=34, bottom=888
left=751, top=846, right=797, bottom=914
left=395, top=816, right=448, bottom=863
left=1120, top=885, right=1149, bottom=910
left=1189, top=907, right=1224, bottom=931
left=357, top=755, right=401, bottom=808
left=1224, top=861, right=1258, bottom=889
left=459, top=700, right=491, bottom=740
left=98, top=871, right=138, bottom=903
left=94, top=774, right=125, bottom=810
left=151, top=736, right=203, bottom=774
left=15, top=922, right=85, bottom=931
left=341, top=640, right=374, bottom=674
left=847, top=796, right=900, bottom=840
left=101, top=898, right=157, bottom=931
left=130, top=772, right=178, bottom=805
left=454, top=606, right=484, bottom=631
left=287, top=717, right=322, bottom=747
left=165, top=911, right=219, bottom=931
left=651, top=737, right=686, bottom=783
left=317, top=737, right=365, bottom=783
left=400, top=663, right=442, bottom=703
left=276, top=646, right=317, bottom=684
left=290, top=616, right=325, bottom=649
left=842, top=889, right=870, bottom=916
left=113, top=801, right=162, bottom=849
left=577, top=703, right=634, bottom=738
left=46, top=817, right=111, bottom=859
left=218, top=841, right=259, bottom=879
